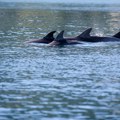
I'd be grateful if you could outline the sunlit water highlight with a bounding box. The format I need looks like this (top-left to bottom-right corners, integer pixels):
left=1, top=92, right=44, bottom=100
left=0, top=2, right=120, bottom=120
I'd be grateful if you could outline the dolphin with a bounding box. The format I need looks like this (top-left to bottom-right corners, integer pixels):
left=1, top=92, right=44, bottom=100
left=48, top=30, right=76, bottom=46
left=65, top=28, right=92, bottom=41
left=113, top=31, right=120, bottom=39
left=26, top=31, right=56, bottom=43
left=78, top=29, right=120, bottom=42
left=48, top=28, right=92, bottom=46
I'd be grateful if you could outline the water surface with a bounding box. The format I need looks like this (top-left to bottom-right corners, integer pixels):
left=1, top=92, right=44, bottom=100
left=0, top=2, right=120, bottom=120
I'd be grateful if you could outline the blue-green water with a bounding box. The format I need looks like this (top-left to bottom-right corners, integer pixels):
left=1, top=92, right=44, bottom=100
left=0, top=2, right=120, bottom=120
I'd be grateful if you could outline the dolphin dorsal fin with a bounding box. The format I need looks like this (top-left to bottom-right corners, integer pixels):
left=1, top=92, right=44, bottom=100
left=113, top=31, right=120, bottom=39
left=43, top=31, right=56, bottom=40
left=77, top=28, right=92, bottom=39
left=55, top=30, right=65, bottom=41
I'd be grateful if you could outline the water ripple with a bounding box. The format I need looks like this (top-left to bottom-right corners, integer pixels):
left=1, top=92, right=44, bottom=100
left=0, top=8, right=120, bottom=120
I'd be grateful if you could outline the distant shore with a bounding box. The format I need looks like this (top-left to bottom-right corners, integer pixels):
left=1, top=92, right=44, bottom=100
left=0, top=0, right=120, bottom=4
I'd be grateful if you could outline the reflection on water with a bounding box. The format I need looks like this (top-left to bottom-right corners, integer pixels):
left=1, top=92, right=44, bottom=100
left=0, top=2, right=120, bottom=120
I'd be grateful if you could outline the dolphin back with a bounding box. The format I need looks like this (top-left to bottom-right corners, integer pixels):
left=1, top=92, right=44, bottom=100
left=76, top=28, right=92, bottom=40
left=55, top=31, right=65, bottom=41
left=113, top=31, right=120, bottom=39
left=43, top=31, right=56, bottom=40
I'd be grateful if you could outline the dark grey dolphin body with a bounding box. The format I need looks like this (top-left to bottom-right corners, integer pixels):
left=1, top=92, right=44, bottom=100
left=78, top=29, right=120, bottom=42
left=48, top=28, right=92, bottom=46
left=26, top=28, right=92, bottom=45
left=26, top=31, right=56, bottom=43
left=26, top=28, right=120, bottom=46
left=48, top=31, right=80, bottom=46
